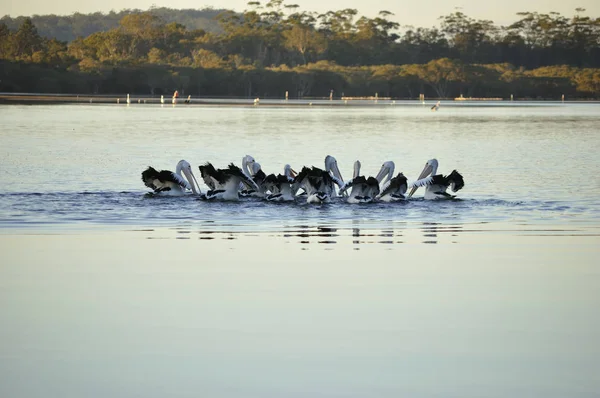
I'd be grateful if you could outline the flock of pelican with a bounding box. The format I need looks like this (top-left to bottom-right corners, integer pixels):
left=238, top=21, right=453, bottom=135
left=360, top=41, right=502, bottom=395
left=141, top=156, right=464, bottom=203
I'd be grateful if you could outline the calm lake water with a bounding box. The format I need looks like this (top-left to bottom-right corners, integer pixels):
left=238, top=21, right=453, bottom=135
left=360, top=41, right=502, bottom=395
left=1, top=102, right=600, bottom=398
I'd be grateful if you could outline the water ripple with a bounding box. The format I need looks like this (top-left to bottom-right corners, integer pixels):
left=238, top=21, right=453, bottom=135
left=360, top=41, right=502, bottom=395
left=1, top=191, right=599, bottom=241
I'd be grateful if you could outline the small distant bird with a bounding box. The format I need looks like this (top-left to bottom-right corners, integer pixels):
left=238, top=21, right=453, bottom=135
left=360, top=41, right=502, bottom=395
left=431, top=101, right=440, bottom=111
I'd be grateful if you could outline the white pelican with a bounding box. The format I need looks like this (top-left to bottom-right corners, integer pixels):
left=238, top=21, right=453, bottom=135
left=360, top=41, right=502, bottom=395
left=374, top=161, right=395, bottom=186
left=198, top=162, right=259, bottom=201
left=373, top=161, right=408, bottom=202
left=141, top=160, right=200, bottom=195
left=324, top=155, right=345, bottom=196
left=431, top=101, right=440, bottom=111
left=292, top=166, right=341, bottom=204
left=408, top=159, right=464, bottom=200
left=263, top=165, right=297, bottom=201
left=338, top=160, right=380, bottom=203
left=240, top=155, right=268, bottom=197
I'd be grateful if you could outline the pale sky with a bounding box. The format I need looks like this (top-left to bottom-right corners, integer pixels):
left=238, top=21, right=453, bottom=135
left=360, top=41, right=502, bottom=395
left=1, top=0, right=598, bottom=28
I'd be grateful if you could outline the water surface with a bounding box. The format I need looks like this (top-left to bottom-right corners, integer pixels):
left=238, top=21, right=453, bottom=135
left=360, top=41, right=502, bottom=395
left=1, top=102, right=599, bottom=398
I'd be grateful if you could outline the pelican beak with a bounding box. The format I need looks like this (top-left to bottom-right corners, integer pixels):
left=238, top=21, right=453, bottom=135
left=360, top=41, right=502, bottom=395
left=331, top=162, right=346, bottom=196
left=375, top=165, right=389, bottom=185
left=332, top=162, right=343, bottom=183
left=248, top=177, right=260, bottom=191
left=408, top=163, right=433, bottom=198
left=353, top=160, right=361, bottom=179
left=375, top=162, right=395, bottom=186
left=183, top=168, right=200, bottom=195
left=242, top=156, right=255, bottom=177
left=290, top=169, right=297, bottom=177
left=191, top=172, right=202, bottom=195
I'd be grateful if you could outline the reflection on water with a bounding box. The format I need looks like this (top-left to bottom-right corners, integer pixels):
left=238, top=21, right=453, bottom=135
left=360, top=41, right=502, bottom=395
left=127, top=221, right=600, bottom=249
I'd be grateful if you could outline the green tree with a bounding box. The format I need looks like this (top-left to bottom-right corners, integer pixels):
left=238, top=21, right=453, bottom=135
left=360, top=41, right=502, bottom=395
left=282, top=24, right=326, bottom=64
left=440, top=12, right=498, bottom=62
left=0, top=23, right=13, bottom=59
left=192, top=48, right=227, bottom=68
left=573, top=68, right=600, bottom=94
left=13, top=18, right=44, bottom=60
left=405, top=58, right=465, bottom=97
left=148, top=47, right=166, bottom=63
left=119, top=13, right=163, bottom=40
left=399, top=27, right=449, bottom=64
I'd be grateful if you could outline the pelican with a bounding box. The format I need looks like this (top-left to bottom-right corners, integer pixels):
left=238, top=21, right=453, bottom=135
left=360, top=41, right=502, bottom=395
left=141, top=160, right=200, bottom=195
left=373, top=161, right=408, bottom=202
left=198, top=162, right=218, bottom=190
left=240, top=155, right=268, bottom=197
left=338, top=161, right=380, bottom=203
left=263, top=165, right=297, bottom=201
left=408, top=159, right=464, bottom=200
left=241, top=155, right=258, bottom=178
left=377, top=173, right=408, bottom=202
left=431, top=101, right=440, bottom=111
left=198, top=163, right=259, bottom=200
left=292, top=166, right=340, bottom=204
left=324, top=155, right=345, bottom=196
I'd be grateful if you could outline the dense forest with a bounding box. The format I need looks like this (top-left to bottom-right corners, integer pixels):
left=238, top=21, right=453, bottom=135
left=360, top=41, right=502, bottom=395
left=0, top=7, right=224, bottom=42
left=1, top=1, right=599, bottom=98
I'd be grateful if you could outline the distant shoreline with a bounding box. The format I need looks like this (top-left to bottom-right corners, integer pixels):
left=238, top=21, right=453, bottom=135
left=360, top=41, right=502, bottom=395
left=1, top=93, right=599, bottom=107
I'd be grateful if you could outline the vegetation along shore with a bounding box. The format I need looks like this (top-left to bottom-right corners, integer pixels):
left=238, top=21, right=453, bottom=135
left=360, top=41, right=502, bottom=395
left=1, top=2, right=599, bottom=99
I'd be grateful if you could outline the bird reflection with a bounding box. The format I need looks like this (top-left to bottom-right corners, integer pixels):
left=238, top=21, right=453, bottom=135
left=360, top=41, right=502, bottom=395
left=351, top=220, right=404, bottom=248
left=422, top=222, right=439, bottom=244
left=280, top=224, right=340, bottom=248
left=145, top=222, right=464, bottom=246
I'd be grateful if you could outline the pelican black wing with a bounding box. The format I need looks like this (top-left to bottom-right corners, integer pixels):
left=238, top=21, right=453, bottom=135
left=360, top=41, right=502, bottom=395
left=141, top=166, right=160, bottom=189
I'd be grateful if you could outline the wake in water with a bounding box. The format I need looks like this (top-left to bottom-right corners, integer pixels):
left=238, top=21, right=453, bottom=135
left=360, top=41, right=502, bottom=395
left=2, top=191, right=597, bottom=233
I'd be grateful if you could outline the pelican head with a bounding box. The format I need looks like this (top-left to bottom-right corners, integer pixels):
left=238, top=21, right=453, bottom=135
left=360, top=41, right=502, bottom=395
left=375, top=161, right=395, bottom=185
left=250, top=161, right=262, bottom=176
left=176, top=159, right=200, bottom=195
left=242, top=155, right=256, bottom=177
left=419, top=159, right=439, bottom=179
left=324, top=155, right=344, bottom=189
left=408, top=158, right=439, bottom=198
left=284, top=164, right=297, bottom=180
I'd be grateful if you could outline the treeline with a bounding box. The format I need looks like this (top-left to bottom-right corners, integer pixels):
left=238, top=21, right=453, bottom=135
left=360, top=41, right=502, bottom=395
left=3, top=59, right=598, bottom=99
left=0, top=7, right=224, bottom=42
left=1, top=1, right=599, bottom=98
